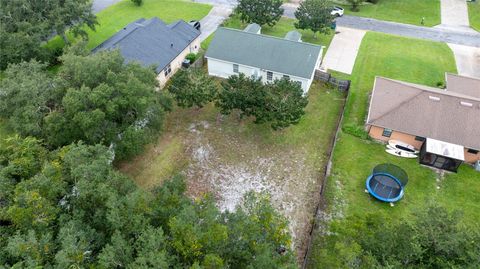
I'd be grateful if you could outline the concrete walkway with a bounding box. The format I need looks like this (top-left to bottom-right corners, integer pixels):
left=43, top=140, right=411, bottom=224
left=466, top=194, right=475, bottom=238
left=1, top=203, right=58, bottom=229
left=322, top=27, right=366, bottom=74
left=199, top=6, right=233, bottom=42
left=448, top=43, right=480, bottom=78
left=440, top=0, right=470, bottom=27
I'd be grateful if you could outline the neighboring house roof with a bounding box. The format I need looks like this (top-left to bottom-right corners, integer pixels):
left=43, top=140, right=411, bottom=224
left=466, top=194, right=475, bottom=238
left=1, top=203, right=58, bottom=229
left=92, top=17, right=200, bottom=73
left=244, top=23, right=261, bottom=34
left=205, top=27, right=323, bottom=79
left=446, top=73, right=480, bottom=98
left=285, top=30, right=302, bottom=42
left=367, top=76, right=480, bottom=150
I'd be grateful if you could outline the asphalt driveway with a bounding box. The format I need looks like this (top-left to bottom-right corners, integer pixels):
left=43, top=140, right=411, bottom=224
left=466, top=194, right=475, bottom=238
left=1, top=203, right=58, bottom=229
left=92, top=0, right=122, bottom=13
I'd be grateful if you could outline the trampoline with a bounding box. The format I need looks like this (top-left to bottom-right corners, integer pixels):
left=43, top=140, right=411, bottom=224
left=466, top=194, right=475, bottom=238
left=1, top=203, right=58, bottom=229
left=366, top=163, right=408, bottom=203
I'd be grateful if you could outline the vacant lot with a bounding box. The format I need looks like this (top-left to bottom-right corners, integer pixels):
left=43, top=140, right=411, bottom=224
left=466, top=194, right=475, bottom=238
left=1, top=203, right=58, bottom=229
left=202, top=15, right=335, bottom=55
left=121, top=82, right=345, bottom=258
left=338, top=0, right=441, bottom=27
left=48, top=0, right=212, bottom=50
left=306, top=33, right=479, bottom=267
left=469, top=2, right=480, bottom=31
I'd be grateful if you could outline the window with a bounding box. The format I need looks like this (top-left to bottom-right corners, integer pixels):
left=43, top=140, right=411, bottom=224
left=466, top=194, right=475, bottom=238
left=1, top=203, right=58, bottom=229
left=164, top=64, right=172, bottom=77
left=283, top=75, right=290, bottom=80
left=467, top=148, right=479, bottom=154
left=415, top=136, right=426, bottom=142
left=233, top=64, right=239, bottom=73
left=382, top=128, right=393, bottom=137
left=267, top=71, right=273, bottom=81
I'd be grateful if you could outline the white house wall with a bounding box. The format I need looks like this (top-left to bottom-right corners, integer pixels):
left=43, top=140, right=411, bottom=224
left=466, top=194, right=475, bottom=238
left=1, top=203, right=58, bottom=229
left=156, top=37, right=201, bottom=88
left=207, top=57, right=311, bottom=93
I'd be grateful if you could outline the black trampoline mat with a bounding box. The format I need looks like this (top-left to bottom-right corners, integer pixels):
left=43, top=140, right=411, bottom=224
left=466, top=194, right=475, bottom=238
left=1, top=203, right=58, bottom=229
left=369, top=175, right=402, bottom=199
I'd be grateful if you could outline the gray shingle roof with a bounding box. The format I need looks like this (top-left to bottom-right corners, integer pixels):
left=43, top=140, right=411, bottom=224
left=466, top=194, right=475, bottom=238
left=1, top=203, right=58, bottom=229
left=367, top=76, right=480, bottom=150
left=92, top=17, right=200, bottom=73
left=205, top=27, right=322, bottom=79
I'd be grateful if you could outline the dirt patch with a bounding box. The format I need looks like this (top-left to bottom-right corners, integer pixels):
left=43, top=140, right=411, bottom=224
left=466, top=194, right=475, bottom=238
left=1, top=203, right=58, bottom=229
left=184, top=120, right=322, bottom=255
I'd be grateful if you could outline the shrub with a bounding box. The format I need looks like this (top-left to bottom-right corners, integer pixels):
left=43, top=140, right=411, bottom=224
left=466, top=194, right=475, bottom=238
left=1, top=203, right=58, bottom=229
left=131, top=0, right=142, bottom=6
left=186, top=53, right=197, bottom=63
left=367, top=0, right=379, bottom=4
left=346, top=0, right=365, bottom=12
left=342, top=124, right=369, bottom=139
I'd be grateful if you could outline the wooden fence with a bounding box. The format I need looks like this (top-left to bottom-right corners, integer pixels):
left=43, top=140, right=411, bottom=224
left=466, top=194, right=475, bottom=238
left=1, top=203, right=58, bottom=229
left=314, top=70, right=351, bottom=91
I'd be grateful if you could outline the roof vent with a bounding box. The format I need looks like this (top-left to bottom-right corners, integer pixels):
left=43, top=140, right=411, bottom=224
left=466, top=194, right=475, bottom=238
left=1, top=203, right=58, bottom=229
left=429, top=96, right=440, bottom=101
left=460, top=101, right=473, bottom=107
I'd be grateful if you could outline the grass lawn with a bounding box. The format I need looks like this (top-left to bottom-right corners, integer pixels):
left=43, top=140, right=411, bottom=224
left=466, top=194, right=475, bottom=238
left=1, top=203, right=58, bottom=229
left=468, top=2, right=480, bottom=31
left=337, top=0, right=441, bottom=27
left=343, top=32, right=457, bottom=128
left=47, top=0, right=212, bottom=50
left=306, top=33, right=478, bottom=267
left=120, top=81, right=346, bottom=259
left=201, top=15, right=335, bottom=55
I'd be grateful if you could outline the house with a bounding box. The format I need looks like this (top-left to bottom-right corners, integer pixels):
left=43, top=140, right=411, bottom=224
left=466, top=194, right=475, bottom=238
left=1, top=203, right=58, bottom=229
left=205, top=25, right=323, bottom=93
left=92, top=17, right=200, bottom=87
left=366, top=73, right=480, bottom=171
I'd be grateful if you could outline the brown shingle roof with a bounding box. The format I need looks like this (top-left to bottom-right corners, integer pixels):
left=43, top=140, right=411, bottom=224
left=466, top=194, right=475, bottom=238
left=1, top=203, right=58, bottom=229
left=367, top=76, right=480, bottom=150
left=446, top=73, right=480, bottom=98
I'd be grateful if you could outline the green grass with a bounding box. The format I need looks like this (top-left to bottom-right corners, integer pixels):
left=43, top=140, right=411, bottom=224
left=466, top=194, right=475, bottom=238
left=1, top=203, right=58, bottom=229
left=306, top=33, right=476, bottom=267
left=338, top=0, right=441, bottom=27
left=468, top=2, right=480, bottom=31
left=344, top=32, right=457, bottom=127
left=47, top=0, right=212, bottom=50
left=202, top=15, right=335, bottom=55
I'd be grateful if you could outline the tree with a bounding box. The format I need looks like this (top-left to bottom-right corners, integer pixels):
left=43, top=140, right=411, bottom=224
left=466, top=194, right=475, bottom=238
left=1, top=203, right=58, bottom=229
left=320, top=205, right=480, bottom=268
left=263, top=78, right=309, bottom=130
left=346, top=0, right=365, bottom=12
left=217, top=75, right=308, bottom=130
left=216, top=73, right=266, bottom=119
left=0, top=139, right=297, bottom=268
left=0, top=49, right=170, bottom=160
left=236, top=0, right=284, bottom=27
left=0, top=0, right=97, bottom=69
left=294, top=0, right=334, bottom=38
left=168, top=69, right=218, bottom=108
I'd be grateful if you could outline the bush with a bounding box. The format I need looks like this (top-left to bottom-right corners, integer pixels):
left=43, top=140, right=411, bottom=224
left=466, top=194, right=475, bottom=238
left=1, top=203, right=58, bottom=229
left=342, top=124, right=369, bottom=139
left=367, top=0, right=379, bottom=4
left=346, top=0, right=365, bottom=12
left=131, top=0, right=142, bottom=6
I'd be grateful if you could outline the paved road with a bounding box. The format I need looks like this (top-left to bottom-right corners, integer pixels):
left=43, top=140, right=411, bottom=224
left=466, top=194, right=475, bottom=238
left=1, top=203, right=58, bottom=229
left=282, top=5, right=480, bottom=48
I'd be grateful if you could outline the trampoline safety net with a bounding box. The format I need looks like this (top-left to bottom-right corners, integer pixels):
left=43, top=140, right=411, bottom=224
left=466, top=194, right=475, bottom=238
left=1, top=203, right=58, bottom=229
left=372, top=163, right=409, bottom=187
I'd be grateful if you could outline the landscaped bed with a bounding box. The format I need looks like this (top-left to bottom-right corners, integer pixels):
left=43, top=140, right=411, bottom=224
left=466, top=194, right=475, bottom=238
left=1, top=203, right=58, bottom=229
left=120, top=81, right=346, bottom=259
left=306, top=33, right=480, bottom=267
left=336, top=0, right=441, bottom=27
left=47, top=0, right=212, bottom=50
